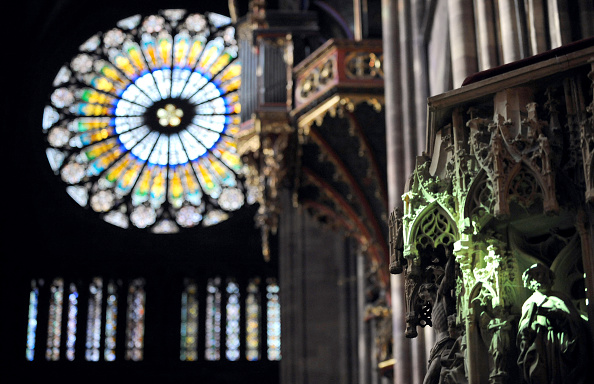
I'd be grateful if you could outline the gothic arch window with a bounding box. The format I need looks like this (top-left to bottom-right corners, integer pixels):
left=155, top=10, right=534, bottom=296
left=42, top=9, right=250, bottom=233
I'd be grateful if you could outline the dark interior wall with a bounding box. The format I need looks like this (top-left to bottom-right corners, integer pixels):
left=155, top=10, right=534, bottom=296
left=278, top=190, right=360, bottom=384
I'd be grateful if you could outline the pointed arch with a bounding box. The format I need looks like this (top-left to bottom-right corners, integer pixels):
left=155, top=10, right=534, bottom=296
left=407, top=202, right=458, bottom=255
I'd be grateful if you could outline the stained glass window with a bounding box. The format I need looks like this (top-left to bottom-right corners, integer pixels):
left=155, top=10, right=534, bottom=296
left=179, top=277, right=280, bottom=362
left=45, top=278, right=64, bottom=361
left=42, top=10, right=248, bottom=233
left=205, top=277, right=222, bottom=361
left=245, top=278, right=261, bottom=361
left=104, top=281, right=118, bottom=361
left=86, top=277, right=103, bottom=361
left=26, top=279, right=41, bottom=361
left=180, top=279, right=199, bottom=361
left=266, top=279, right=281, bottom=361
left=125, top=278, right=146, bottom=361
left=66, top=283, right=78, bottom=361
left=225, top=279, right=240, bottom=361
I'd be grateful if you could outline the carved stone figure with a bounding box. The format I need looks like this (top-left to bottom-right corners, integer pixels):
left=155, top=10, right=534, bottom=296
left=420, top=249, right=457, bottom=384
left=471, top=287, right=515, bottom=383
left=516, top=263, right=592, bottom=384
left=440, top=315, right=468, bottom=384
left=486, top=305, right=515, bottom=382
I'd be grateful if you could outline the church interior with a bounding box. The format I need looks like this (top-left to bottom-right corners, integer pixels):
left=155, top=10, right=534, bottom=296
left=4, top=0, right=594, bottom=383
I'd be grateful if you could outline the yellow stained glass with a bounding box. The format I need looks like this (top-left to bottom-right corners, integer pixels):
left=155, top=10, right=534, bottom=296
left=173, top=33, right=190, bottom=67
left=125, top=42, right=147, bottom=73
left=157, top=33, right=172, bottom=67
left=112, top=53, right=138, bottom=78
left=168, top=166, right=185, bottom=208
left=149, top=167, right=167, bottom=207
left=187, top=38, right=205, bottom=67
left=116, top=160, right=144, bottom=196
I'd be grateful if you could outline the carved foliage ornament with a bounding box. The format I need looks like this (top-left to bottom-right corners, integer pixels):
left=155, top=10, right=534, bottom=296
left=466, top=92, right=559, bottom=219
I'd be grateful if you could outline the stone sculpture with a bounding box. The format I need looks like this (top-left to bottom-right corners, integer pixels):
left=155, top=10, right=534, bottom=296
left=421, top=249, right=457, bottom=384
left=516, top=263, right=591, bottom=384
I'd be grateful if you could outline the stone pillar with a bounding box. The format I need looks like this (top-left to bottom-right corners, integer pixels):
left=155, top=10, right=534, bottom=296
left=411, top=0, right=429, bottom=158
left=390, top=274, right=412, bottom=384
left=474, top=0, right=499, bottom=70
left=547, top=0, right=572, bottom=48
left=526, top=0, right=548, bottom=55
left=278, top=190, right=360, bottom=383
left=382, top=0, right=406, bottom=209
left=382, top=0, right=412, bottom=382
left=497, top=0, right=522, bottom=63
left=398, top=0, right=419, bottom=175
left=448, top=0, right=478, bottom=87
left=357, top=251, right=371, bottom=383
left=578, top=0, right=594, bottom=39
left=353, top=0, right=363, bottom=41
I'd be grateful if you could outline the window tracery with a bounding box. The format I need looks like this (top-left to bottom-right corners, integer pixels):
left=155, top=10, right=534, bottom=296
left=42, top=10, right=248, bottom=232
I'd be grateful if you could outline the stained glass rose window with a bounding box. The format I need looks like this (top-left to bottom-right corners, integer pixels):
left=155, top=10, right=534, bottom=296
left=42, top=10, right=250, bottom=233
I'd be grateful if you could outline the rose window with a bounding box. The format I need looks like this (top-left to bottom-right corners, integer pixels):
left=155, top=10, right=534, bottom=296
left=42, top=10, right=252, bottom=233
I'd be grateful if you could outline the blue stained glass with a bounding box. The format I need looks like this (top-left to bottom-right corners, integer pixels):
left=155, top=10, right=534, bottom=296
left=266, top=279, right=281, bottom=361
left=66, top=283, right=78, bottom=361
left=225, top=280, right=241, bottom=361
left=26, top=280, right=40, bottom=361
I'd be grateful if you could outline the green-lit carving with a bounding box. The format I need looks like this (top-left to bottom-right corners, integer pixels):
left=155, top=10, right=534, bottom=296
left=517, top=263, right=591, bottom=384
left=391, top=58, right=594, bottom=384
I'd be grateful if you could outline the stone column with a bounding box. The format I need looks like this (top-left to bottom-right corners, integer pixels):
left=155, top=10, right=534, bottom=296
left=353, top=0, right=363, bottom=41
left=382, top=0, right=412, bottom=382
left=547, top=0, right=571, bottom=48
left=526, top=0, right=548, bottom=55
left=497, top=0, right=522, bottom=63
left=448, top=0, right=478, bottom=87
left=411, top=0, right=429, bottom=158
left=474, top=0, right=499, bottom=70
left=357, top=251, right=371, bottom=383
left=398, top=0, right=419, bottom=175
left=578, top=0, right=594, bottom=39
